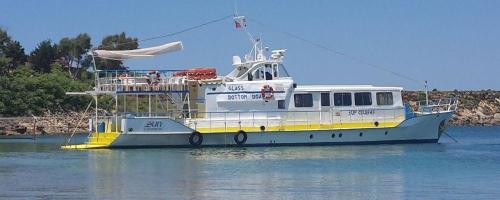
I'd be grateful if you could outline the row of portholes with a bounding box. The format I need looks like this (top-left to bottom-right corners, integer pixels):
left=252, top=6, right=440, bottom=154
left=310, top=134, right=342, bottom=139
left=324, top=131, right=389, bottom=139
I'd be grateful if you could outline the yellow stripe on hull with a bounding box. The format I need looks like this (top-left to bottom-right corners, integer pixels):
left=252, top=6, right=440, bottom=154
left=195, top=121, right=401, bottom=133
left=61, top=132, right=119, bottom=149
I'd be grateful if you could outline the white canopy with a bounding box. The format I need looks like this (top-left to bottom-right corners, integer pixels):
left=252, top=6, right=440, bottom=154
left=93, top=41, right=183, bottom=60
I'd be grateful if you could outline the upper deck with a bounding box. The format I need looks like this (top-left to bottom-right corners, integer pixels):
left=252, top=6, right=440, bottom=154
left=94, top=69, right=224, bottom=94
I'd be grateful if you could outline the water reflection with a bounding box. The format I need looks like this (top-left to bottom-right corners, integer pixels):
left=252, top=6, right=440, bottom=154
left=3, top=127, right=499, bottom=199
left=86, top=145, right=414, bottom=199
left=188, top=145, right=407, bottom=161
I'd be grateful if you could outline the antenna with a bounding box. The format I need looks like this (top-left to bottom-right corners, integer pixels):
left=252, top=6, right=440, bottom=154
left=234, top=9, right=266, bottom=62
left=425, top=80, right=429, bottom=105
left=233, top=0, right=238, bottom=16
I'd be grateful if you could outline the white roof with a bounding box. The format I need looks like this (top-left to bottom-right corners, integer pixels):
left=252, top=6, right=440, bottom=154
left=93, top=41, right=182, bottom=60
left=295, top=85, right=403, bottom=92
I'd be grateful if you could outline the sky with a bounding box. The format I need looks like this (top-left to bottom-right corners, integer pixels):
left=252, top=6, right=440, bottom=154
left=1, top=0, right=499, bottom=90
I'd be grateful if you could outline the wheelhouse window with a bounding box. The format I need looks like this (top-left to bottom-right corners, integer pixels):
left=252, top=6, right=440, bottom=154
left=294, top=94, right=313, bottom=107
left=321, top=93, right=330, bottom=106
left=277, top=64, right=290, bottom=77
left=252, top=67, right=264, bottom=80
left=278, top=100, right=286, bottom=109
left=334, top=93, right=352, bottom=106
left=376, top=92, right=393, bottom=105
left=264, top=64, right=273, bottom=80
left=354, top=92, right=372, bottom=106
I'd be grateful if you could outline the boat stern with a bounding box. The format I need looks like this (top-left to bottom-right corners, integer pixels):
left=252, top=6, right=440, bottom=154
left=61, top=132, right=120, bottom=149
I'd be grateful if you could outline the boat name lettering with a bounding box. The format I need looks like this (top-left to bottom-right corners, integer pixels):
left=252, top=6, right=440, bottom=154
left=144, top=121, right=163, bottom=130
left=348, top=110, right=375, bottom=115
left=227, top=85, right=244, bottom=91
left=227, top=93, right=262, bottom=101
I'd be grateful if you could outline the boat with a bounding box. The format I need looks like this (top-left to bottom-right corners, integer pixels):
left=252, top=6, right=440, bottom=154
left=62, top=16, right=458, bottom=149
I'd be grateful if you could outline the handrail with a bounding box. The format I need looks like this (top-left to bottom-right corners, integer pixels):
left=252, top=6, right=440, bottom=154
left=91, top=107, right=407, bottom=134
left=184, top=108, right=406, bottom=132
left=415, top=97, right=459, bottom=114
left=96, top=69, right=184, bottom=72
left=95, top=69, right=189, bottom=93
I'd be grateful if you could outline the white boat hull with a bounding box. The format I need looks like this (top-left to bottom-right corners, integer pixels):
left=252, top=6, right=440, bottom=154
left=107, top=112, right=453, bottom=148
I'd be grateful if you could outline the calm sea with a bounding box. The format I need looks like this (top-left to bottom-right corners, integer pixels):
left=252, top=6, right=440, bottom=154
left=1, top=126, right=500, bottom=200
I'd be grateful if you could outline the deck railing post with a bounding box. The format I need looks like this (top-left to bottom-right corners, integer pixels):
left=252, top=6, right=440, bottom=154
left=266, top=112, right=269, bottom=130
left=252, top=112, right=255, bottom=129
left=238, top=112, right=241, bottom=130
left=306, top=112, right=309, bottom=130
left=393, top=109, right=396, bottom=122
left=329, top=109, right=333, bottom=130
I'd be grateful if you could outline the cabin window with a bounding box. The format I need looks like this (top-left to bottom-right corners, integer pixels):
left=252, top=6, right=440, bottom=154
left=376, top=92, right=393, bottom=105
left=265, top=64, right=273, bottom=80
left=278, top=64, right=290, bottom=77
left=321, top=93, right=330, bottom=106
left=294, top=94, right=313, bottom=107
left=253, top=67, right=264, bottom=80
left=278, top=100, right=286, bottom=109
left=272, top=64, right=278, bottom=77
left=354, top=92, right=372, bottom=106
left=334, top=93, right=352, bottom=106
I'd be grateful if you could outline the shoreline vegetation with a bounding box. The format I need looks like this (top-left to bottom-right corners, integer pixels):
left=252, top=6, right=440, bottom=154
left=0, top=28, right=499, bottom=136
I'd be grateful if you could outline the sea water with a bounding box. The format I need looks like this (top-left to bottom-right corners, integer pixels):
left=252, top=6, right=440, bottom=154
left=1, top=126, right=500, bottom=200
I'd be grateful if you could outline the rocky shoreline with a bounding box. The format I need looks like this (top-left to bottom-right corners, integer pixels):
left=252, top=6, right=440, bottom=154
left=0, top=91, right=498, bottom=135
left=0, top=111, right=89, bottom=136
left=402, top=90, right=500, bottom=126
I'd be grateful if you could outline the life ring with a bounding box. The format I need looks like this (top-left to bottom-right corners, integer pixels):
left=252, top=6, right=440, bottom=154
left=260, top=85, right=274, bottom=101
left=145, top=71, right=161, bottom=86
left=189, top=131, right=203, bottom=147
left=234, top=130, right=248, bottom=146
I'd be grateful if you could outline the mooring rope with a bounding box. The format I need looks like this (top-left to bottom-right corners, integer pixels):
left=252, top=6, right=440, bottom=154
left=444, top=131, right=459, bottom=143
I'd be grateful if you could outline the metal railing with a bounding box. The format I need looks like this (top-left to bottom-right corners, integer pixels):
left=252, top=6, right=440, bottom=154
left=89, top=107, right=408, bottom=134
left=415, top=97, right=459, bottom=114
left=185, top=108, right=406, bottom=133
left=95, top=70, right=188, bottom=93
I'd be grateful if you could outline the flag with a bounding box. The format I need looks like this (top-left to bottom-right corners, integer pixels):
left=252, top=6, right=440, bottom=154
left=234, top=16, right=246, bottom=29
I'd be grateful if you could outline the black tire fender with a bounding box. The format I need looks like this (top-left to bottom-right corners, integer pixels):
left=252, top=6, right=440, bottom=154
left=234, top=130, right=248, bottom=146
left=189, top=131, right=203, bottom=147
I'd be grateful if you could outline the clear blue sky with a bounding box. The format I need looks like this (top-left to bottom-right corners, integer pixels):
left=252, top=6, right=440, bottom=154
left=1, top=0, right=499, bottom=90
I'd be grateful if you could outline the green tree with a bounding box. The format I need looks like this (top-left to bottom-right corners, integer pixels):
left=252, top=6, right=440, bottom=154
left=4, top=40, right=27, bottom=70
left=0, top=28, right=27, bottom=74
left=0, top=63, right=91, bottom=116
left=95, top=32, right=138, bottom=70
left=0, top=55, right=12, bottom=76
left=58, top=33, right=92, bottom=79
left=29, top=40, right=58, bottom=73
left=0, top=28, right=11, bottom=52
